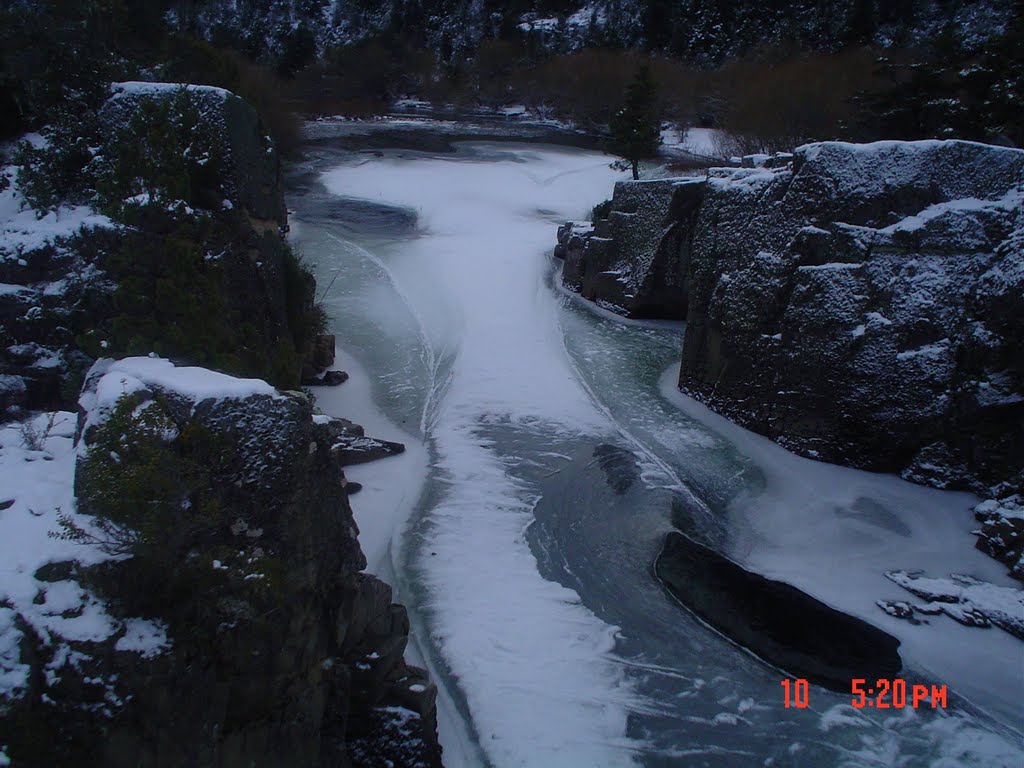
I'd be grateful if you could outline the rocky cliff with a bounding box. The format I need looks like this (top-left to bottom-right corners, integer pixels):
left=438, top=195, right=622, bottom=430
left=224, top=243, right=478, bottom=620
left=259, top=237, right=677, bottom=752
left=558, top=139, right=1024, bottom=575
left=1, top=84, right=441, bottom=764
left=555, top=178, right=701, bottom=319
left=2, top=81, right=322, bottom=419
left=0, top=358, right=440, bottom=767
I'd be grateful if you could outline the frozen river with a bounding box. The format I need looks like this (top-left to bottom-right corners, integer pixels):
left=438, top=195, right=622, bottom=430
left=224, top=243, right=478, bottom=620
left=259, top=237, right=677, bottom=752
left=286, top=138, right=1023, bottom=767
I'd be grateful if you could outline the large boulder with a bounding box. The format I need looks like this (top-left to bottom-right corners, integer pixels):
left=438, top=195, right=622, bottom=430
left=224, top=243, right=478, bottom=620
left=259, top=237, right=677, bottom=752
left=0, top=357, right=441, bottom=767
left=101, top=82, right=288, bottom=228
left=656, top=531, right=902, bottom=691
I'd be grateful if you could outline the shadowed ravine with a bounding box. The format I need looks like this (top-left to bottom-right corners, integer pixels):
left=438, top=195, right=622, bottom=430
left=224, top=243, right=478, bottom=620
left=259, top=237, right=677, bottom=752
left=286, top=139, right=1024, bottom=768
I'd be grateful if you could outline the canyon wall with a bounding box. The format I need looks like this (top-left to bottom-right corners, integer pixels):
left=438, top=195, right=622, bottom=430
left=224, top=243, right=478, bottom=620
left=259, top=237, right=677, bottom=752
left=558, top=140, right=1024, bottom=575
left=0, top=85, right=441, bottom=765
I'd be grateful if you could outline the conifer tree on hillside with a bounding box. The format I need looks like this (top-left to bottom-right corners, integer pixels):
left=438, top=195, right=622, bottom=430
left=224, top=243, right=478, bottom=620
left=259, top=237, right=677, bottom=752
left=607, top=63, right=662, bottom=180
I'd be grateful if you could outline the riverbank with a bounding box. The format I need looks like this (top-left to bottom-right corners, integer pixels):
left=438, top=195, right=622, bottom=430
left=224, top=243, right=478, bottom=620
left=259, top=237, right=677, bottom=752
left=309, top=345, right=487, bottom=768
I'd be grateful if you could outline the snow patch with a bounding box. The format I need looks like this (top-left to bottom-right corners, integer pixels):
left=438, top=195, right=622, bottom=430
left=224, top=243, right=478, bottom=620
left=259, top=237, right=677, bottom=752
left=115, top=618, right=170, bottom=658
left=0, top=164, right=114, bottom=258
left=0, top=411, right=171, bottom=703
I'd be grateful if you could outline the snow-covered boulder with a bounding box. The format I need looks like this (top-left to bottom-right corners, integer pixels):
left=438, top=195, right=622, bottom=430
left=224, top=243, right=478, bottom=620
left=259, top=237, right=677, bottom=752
left=0, top=358, right=441, bottom=766
left=974, top=496, right=1024, bottom=579
left=678, top=140, right=1024, bottom=499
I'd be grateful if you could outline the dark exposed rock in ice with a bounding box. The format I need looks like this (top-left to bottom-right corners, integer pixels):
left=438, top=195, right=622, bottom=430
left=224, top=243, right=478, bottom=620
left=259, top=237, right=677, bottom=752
left=318, top=369, right=350, bottom=387
left=302, top=333, right=338, bottom=382
left=591, top=443, right=639, bottom=494
left=655, top=531, right=902, bottom=691
left=876, top=600, right=924, bottom=624
left=322, top=416, right=406, bottom=466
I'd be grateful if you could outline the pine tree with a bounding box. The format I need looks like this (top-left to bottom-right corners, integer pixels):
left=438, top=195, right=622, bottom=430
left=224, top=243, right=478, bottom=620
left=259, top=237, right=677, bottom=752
left=607, top=64, right=662, bottom=180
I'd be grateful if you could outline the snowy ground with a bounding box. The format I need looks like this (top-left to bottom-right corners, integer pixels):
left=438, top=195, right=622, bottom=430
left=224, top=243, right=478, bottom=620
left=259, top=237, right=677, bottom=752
left=660, top=126, right=725, bottom=159
left=0, top=161, right=113, bottom=263
left=0, top=358, right=285, bottom=719
left=0, top=411, right=169, bottom=710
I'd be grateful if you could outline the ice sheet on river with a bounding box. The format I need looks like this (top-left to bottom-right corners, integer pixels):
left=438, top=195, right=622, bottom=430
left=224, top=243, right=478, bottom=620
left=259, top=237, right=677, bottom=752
left=322, top=145, right=640, bottom=767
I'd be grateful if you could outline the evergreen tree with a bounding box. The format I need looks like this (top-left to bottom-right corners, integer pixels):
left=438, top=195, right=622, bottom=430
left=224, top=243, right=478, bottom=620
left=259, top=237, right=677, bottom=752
left=851, top=16, right=1023, bottom=146
left=607, top=64, right=662, bottom=180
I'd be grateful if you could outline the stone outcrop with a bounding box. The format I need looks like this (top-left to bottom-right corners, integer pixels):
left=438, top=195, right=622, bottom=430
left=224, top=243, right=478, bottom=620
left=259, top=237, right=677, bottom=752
left=1, top=83, right=442, bottom=765
left=555, top=178, right=703, bottom=319
left=558, top=140, right=1024, bottom=509
left=1, top=82, right=322, bottom=420
left=679, top=141, right=1024, bottom=498
left=974, top=496, right=1024, bottom=578
left=325, top=416, right=407, bottom=465
left=882, top=568, right=1024, bottom=639
left=0, top=358, right=441, bottom=767
left=656, top=531, right=902, bottom=691
left=303, top=333, right=340, bottom=384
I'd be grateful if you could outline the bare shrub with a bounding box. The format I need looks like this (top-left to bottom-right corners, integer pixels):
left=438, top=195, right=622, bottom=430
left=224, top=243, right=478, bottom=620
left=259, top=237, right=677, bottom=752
left=711, top=46, right=884, bottom=154
left=472, top=39, right=530, bottom=107
left=648, top=57, right=706, bottom=128
left=18, top=411, right=61, bottom=452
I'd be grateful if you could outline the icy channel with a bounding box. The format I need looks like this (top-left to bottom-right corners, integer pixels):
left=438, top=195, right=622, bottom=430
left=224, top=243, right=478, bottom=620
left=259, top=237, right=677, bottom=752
left=288, top=139, right=1024, bottom=767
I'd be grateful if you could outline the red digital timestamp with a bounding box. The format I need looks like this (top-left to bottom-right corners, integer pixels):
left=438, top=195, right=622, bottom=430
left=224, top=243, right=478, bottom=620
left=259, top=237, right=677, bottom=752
left=780, top=678, right=949, bottom=709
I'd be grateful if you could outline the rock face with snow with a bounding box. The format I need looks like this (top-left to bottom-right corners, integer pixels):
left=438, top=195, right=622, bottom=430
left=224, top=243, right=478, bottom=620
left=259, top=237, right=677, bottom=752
left=882, top=568, right=1024, bottom=639
left=561, top=141, right=1024, bottom=513
left=1, top=81, right=324, bottom=421
left=679, top=140, right=1024, bottom=498
left=555, top=178, right=702, bottom=319
left=0, top=358, right=442, bottom=767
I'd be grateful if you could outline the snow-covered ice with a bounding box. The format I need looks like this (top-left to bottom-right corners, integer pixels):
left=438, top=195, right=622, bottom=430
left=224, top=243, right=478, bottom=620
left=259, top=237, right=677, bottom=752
left=311, top=345, right=428, bottom=583
left=298, top=135, right=1023, bottom=766
left=658, top=363, right=1024, bottom=730
left=320, top=144, right=637, bottom=767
